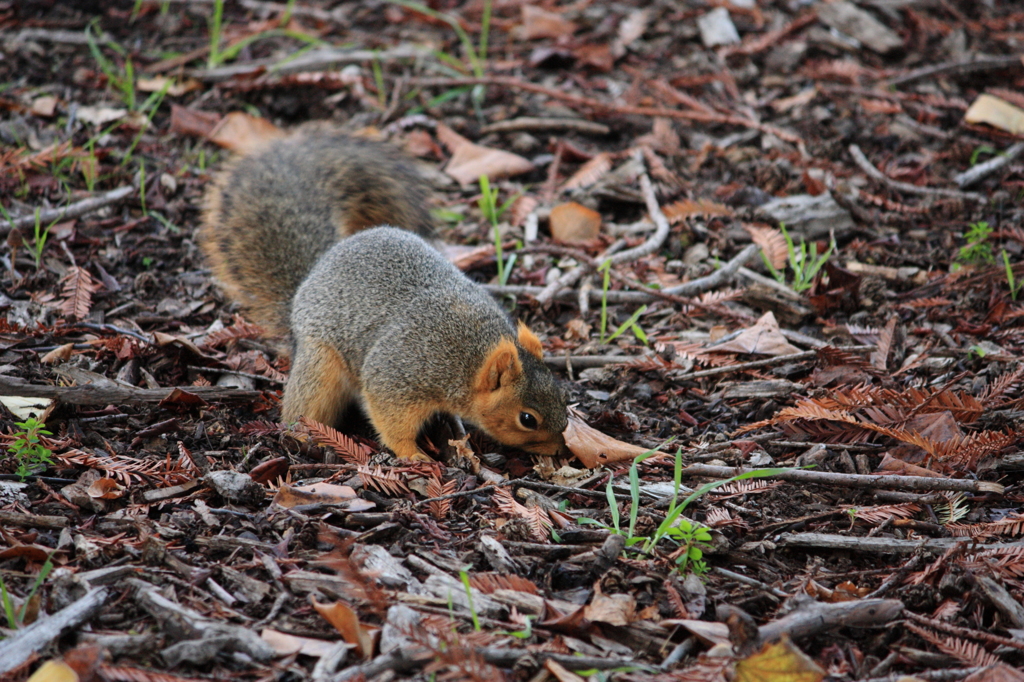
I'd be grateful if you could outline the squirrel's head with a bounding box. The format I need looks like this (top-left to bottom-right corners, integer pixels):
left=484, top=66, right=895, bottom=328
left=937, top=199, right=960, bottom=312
left=471, top=323, right=568, bottom=456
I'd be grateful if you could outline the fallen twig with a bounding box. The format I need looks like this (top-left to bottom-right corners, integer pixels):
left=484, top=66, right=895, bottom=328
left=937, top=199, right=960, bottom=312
left=5, top=186, right=134, bottom=235
left=680, top=464, right=1004, bottom=494
left=885, top=55, right=1024, bottom=88
left=0, top=587, right=109, bottom=674
left=480, top=117, right=610, bottom=136
left=778, top=532, right=1020, bottom=556
left=953, top=141, right=1024, bottom=188
left=0, top=374, right=262, bottom=406
left=848, top=144, right=984, bottom=202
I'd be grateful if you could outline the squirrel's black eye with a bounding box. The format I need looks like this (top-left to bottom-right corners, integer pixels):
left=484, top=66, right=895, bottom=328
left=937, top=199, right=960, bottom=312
left=519, top=412, right=538, bottom=430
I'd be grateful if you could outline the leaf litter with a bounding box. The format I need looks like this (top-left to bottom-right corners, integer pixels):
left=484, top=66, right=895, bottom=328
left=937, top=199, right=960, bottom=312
left=1, top=1, right=1024, bottom=681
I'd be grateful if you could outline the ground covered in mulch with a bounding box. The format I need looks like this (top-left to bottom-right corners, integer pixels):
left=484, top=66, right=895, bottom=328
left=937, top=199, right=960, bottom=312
left=2, top=1, right=1024, bottom=681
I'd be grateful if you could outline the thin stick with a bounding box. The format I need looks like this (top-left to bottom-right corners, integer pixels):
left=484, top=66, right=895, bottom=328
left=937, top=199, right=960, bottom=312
left=848, top=145, right=984, bottom=202
left=954, top=141, right=1024, bottom=188
left=483, top=242, right=761, bottom=303
left=5, top=186, right=134, bottom=235
left=535, top=169, right=673, bottom=305
left=480, top=117, right=610, bottom=136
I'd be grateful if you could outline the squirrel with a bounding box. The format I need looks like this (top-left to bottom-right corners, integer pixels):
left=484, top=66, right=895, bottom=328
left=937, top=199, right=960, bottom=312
left=199, top=125, right=568, bottom=461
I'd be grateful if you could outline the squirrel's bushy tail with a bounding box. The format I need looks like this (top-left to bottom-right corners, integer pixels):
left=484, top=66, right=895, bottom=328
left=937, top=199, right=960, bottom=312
left=199, top=124, right=435, bottom=337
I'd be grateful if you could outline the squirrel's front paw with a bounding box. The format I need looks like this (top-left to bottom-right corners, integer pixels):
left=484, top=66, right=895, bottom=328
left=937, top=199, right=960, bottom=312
left=390, top=442, right=435, bottom=463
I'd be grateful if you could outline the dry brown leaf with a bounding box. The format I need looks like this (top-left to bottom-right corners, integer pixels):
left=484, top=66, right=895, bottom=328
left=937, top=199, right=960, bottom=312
left=519, top=5, right=578, bottom=40
left=137, top=76, right=202, bottom=97
left=209, top=111, right=285, bottom=153
left=31, top=96, right=58, bottom=118
left=549, top=202, right=602, bottom=243
left=86, top=477, right=125, bottom=500
left=40, top=343, right=75, bottom=365
left=964, top=94, right=1024, bottom=136
left=584, top=592, right=636, bottom=626
left=712, top=312, right=802, bottom=355
left=169, top=104, right=221, bottom=138
left=563, top=409, right=650, bottom=469
left=734, top=636, right=825, bottom=682
left=271, top=483, right=373, bottom=511
left=545, top=660, right=586, bottom=682
left=311, top=597, right=377, bottom=658
left=437, top=123, right=534, bottom=186
left=260, top=628, right=342, bottom=658
left=744, top=225, right=787, bottom=270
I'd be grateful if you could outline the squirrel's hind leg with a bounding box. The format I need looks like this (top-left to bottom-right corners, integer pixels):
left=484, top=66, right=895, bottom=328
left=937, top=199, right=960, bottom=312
left=282, top=338, right=356, bottom=428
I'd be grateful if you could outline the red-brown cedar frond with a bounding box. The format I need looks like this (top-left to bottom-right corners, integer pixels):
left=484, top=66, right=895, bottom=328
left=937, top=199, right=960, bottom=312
left=951, top=513, right=1024, bottom=539
left=60, top=266, right=102, bottom=320
left=202, top=314, right=266, bottom=349
left=825, top=384, right=888, bottom=409
left=492, top=487, right=551, bottom=542
left=900, top=297, right=953, bottom=309
left=860, top=404, right=912, bottom=427
left=905, top=623, right=999, bottom=667
left=960, top=546, right=1024, bottom=579
left=664, top=579, right=688, bottom=619
left=665, top=341, right=739, bottom=368
left=426, top=472, right=457, bottom=520
left=300, top=416, right=371, bottom=465
left=663, top=198, right=734, bottom=224
left=780, top=419, right=877, bottom=443
left=421, top=636, right=506, bottom=682
left=932, top=429, right=1018, bottom=471
left=508, top=194, right=538, bottom=228
left=639, top=145, right=682, bottom=188
left=816, top=346, right=873, bottom=370
left=773, top=402, right=859, bottom=424
left=357, top=465, right=409, bottom=496
left=176, top=441, right=203, bottom=477
left=745, top=225, right=788, bottom=270
left=469, top=572, right=539, bottom=595
left=625, top=354, right=681, bottom=372
left=98, top=664, right=213, bottom=682
left=56, top=448, right=190, bottom=486
left=995, top=226, right=1024, bottom=244
left=561, top=152, right=613, bottom=191
left=907, top=542, right=965, bottom=586
left=850, top=504, right=921, bottom=525
left=981, top=365, right=1024, bottom=408
left=711, top=480, right=780, bottom=498
left=697, top=288, right=746, bottom=306
left=239, top=420, right=287, bottom=436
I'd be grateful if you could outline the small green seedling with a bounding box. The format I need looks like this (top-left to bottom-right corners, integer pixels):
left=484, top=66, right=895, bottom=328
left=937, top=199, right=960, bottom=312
left=458, top=570, right=481, bottom=632
left=7, top=417, right=54, bottom=481
left=1002, top=251, right=1021, bottom=300
left=958, top=221, right=994, bottom=265
left=761, top=224, right=834, bottom=292
left=478, top=175, right=518, bottom=285
left=86, top=21, right=136, bottom=110
left=0, top=556, right=54, bottom=629
left=597, top=260, right=648, bottom=345
left=24, top=210, right=58, bottom=269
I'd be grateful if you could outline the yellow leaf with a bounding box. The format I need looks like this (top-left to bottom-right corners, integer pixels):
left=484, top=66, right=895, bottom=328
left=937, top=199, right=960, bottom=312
left=964, top=94, right=1024, bottom=136
left=28, top=661, right=79, bottom=682
left=734, top=637, right=825, bottom=682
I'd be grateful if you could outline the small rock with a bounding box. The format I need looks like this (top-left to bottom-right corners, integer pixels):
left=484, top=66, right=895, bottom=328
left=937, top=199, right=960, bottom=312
left=758, top=193, right=854, bottom=241
left=683, top=243, right=709, bottom=266
left=550, top=202, right=602, bottom=243
left=204, top=470, right=265, bottom=505
left=586, top=390, right=611, bottom=401
left=579, top=366, right=615, bottom=385
left=697, top=7, right=740, bottom=47
left=817, top=1, right=903, bottom=54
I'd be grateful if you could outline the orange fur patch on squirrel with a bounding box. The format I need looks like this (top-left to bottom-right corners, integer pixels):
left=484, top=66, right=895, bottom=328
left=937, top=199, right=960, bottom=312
left=516, top=322, right=544, bottom=360
left=474, top=338, right=522, bottom=393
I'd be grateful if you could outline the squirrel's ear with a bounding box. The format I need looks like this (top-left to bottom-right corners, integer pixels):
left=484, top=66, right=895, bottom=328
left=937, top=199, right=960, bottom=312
left=517, top=321, right=544, bottom=360
left=475, top=338, right=522, bottom=393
